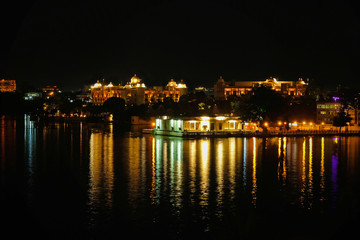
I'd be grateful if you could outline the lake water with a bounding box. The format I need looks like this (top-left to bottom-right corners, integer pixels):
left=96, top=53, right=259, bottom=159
left=1, top=115, right=360, bottom=239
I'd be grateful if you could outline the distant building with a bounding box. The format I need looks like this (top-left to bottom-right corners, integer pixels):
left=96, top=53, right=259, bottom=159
left=0, top=79, right=16, bottom=92
left=144, top=79, right=187, bottom=103
left=316, top=101, right=341, bottom=124
left=91, top=75, right=146, bottom=106
left=194, top=86, right=214, bottom=96
left=214, top=76, right=308, bottom=100
left=42, top=86, right=61, bottom=98
left=24, top=92, right=42, bottom=100
left=90, top=75, right=188, bottom=106
left=347, top=107, right=360, bottom=126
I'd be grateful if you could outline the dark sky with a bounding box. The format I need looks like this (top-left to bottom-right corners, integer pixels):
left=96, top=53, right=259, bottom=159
left=1, top=0, right=360, bottom=91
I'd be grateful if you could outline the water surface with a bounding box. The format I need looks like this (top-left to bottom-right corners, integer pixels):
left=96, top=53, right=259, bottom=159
left=1, top=116, right=360, bottom=239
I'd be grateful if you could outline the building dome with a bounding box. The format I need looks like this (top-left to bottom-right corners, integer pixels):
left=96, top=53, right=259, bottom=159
left=297, top=78, right=306, bottom=84
left=167, top=79, right=177, bottom=88
left=130, top=74, right=141, bottom=84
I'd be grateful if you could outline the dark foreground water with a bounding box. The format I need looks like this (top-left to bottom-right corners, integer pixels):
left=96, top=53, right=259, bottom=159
left=1, top=116, right=360, bottom=239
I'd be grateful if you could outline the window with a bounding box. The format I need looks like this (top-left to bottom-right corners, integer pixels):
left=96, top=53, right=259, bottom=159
left=320, top=111, right=327, bottom=115
left=189, top=121, right=196, bottom=130
left=229, top=121, right=236, bottom=129
left=219, top=123, right=222, bottom=130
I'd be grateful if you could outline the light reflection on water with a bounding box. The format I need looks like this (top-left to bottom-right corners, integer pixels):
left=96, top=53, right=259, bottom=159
left=2, top=117, right=360, bottom=238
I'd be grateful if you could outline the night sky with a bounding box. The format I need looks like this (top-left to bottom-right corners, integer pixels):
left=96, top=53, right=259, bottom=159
left=1, top=0, right=360, bottom=91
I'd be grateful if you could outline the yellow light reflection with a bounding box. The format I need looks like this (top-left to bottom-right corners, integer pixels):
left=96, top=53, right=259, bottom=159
left=229, top=138, right=236, bottom=200
left=309, top=137, right=313, bottom=203
left=320, top=137, right=325, bottom=200
left=150, top=137, right=156, bottom=204
left=89, top=132, right=114, bottom=212
left=200, top=139, right=210, bottom=207
left=278, top=137, right=287, bottom=184
left=300, top=137, right=306, bottom=207
left=189, top=140, right=197, bottom=201
left=128, top=137, right=142, bottom=208
left=283, top=137, right=287, bottom=180
left=216, top=139, right=224, bottom=211
left=252, top=137, right=257, bottom=207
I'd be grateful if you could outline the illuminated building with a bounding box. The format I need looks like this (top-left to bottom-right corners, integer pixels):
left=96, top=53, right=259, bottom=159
left=0, top=79, right=16, bottom=92
left=24, top=92, right=42, bottom=100
left=144, top=79, right=187, bottom=103
left=42, top=85, right=61, bottom=98
left=214, top=76, right=308, bottom=100
left=348, top=108, right=360, bottom=126
left=316, top=102, right=341, bottom=124
left=91, top=75, right=145, bottom=105
left=154, top=116, right=246, bottom=137
left=90, top=75, right=187, bottom=106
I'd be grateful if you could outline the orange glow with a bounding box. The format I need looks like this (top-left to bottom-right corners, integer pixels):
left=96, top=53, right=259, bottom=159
left=278, top=121, right=282, bottom=125
left=264, top=122, right=268, bottom=127
left=152, top=122, right=156, bottom=126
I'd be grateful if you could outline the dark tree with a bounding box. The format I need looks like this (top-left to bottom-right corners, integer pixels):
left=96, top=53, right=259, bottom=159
left=233, top=86, right=288, bottom=123
left=333, top=109, right=352, bottom=132
left=103, top=97, right=126, bottom=120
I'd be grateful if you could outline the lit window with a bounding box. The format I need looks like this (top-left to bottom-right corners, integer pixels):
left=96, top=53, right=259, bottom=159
left=229, top=120, right=236, bottom=129
left=189, top=121, right=196, bottom=130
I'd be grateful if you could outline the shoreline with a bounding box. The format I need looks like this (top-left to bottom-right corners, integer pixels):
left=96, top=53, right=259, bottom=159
left=145, top=129, right=360, bottom=138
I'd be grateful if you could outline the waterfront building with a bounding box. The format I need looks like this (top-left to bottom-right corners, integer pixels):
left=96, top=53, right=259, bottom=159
left=316, top=101, right=342, bottom=124
left=214, top=76, right=308, bottom=100
left=90, top=75, right=188, bottom=106
left=0, top=79, right=16, bottom=92
left=348, top=107, right=360, bottom=126
left=154, top=115, right=247, bottom=137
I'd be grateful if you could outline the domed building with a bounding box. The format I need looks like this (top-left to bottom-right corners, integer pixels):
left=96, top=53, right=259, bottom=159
left=144, top=79, right=188, bottom=104
left=214, top=76, right=308, bottom=100
left=90, top=75, right=188, bottom=105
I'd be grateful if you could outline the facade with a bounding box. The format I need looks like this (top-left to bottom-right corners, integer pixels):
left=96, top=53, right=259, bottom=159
left=316, top=102, right=341, bottom=124
left=90, top=75, right=187, bottom=106
left=154, top=116, right=246, bottom=137
left=24, top=92, right=42, bottom=100
left=214, top=76, right=308, bottom=100
left=144, top=79, right=187, bottom=103
left=0, top=79, right=16, bottom=92
left=347, top=107, right=360, bottom=126
left=42, top=86, right=61, bottom=98
left=91, top=75, right=146, bottom=106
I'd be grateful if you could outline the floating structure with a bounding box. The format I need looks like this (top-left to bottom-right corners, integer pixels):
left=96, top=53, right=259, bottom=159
left=153, top=115, right=251, bottom=137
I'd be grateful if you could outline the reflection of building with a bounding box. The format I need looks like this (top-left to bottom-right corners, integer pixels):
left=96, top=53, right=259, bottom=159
left=154, top=116, right=247, bottom=137
left=90, top=75, right=187, bottom=106
left=316, top=102, right=341, bottom=124
left=0, top=79, right=16, bottom=92
left=214, top=76, right=308, bottom=100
